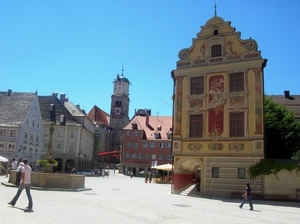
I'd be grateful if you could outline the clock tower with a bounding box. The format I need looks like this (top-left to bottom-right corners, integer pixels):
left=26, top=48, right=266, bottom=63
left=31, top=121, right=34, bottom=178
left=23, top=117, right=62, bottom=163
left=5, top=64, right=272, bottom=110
left=109, top=71, right=130, bottom=163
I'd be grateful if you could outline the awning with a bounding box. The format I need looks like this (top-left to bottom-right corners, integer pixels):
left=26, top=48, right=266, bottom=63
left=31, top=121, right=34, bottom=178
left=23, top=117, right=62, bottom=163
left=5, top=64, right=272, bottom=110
left=98, top=151, right=120, bottom=157
left=153, top=163, right=173, bottom=171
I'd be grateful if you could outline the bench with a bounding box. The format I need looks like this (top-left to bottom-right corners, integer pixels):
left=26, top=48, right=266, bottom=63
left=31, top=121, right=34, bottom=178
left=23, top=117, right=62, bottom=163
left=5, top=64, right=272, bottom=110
left=231, top=192, right=261, bottom=200
left=296, top=189, right=300, bottom=202
left=260, top=194, right=289, bottom=201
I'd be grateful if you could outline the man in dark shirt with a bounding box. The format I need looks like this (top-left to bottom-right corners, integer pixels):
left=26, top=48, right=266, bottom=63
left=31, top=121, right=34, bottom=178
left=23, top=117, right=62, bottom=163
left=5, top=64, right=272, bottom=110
left=239, top=183, right=253, bottom=210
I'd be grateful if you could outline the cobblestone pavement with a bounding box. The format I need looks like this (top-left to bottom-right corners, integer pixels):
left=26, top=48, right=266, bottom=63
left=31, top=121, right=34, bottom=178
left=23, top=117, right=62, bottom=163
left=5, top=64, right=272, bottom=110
left=1, top=171, right=300, bottom=224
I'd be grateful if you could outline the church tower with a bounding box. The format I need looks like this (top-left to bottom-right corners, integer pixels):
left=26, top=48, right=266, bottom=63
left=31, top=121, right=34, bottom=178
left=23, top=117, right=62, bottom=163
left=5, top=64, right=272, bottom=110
left=109, top=69, right=130, bottom=163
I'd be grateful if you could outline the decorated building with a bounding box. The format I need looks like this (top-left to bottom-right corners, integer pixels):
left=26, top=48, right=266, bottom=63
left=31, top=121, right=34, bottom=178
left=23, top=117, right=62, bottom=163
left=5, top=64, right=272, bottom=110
left=171, top=15, right=267, bottom=197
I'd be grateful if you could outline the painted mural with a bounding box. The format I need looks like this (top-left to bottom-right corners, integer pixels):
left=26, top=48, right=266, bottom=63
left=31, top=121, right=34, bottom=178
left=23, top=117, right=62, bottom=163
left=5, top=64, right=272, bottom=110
left=175, top=77, right=183, bottom=135
left=253, top=68, right=263, bottom=134
left=207, top=75, right=225, bottom=142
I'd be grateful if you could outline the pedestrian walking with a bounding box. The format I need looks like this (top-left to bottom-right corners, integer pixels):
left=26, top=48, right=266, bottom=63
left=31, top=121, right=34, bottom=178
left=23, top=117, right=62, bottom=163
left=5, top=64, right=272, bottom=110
left=130, top=171, right=133, bottom=178
left=7, top=159, right=33, bottom=210
left=239, top=183, right=253, bottom=210
left=16, top=162, right=24, bottom=185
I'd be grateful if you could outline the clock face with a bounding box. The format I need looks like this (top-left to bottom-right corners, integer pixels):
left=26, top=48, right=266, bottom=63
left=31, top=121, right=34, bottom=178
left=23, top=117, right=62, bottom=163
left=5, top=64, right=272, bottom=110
left=114, top=107, right=121, bottom=115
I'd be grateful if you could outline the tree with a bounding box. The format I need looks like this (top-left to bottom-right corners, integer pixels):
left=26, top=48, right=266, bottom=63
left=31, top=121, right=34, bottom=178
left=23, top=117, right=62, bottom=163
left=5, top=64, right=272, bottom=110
left=264, top=96, right=300, bottom=159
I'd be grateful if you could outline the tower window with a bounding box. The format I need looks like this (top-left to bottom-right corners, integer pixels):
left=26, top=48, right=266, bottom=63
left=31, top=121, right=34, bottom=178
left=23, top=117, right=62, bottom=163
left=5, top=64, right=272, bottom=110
left=211, top=44, right=222, bottom=57
left=213, top=29, right=218, bottom=35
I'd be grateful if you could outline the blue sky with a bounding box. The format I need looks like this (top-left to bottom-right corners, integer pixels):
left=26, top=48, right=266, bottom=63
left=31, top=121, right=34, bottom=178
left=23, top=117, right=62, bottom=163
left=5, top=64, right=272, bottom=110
left=1, top=1, right=299, bottom=118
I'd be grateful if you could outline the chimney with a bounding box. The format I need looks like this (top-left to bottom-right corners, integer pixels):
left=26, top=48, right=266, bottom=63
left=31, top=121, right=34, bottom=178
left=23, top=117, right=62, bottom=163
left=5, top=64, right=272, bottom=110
left=7, top=89, right=12, bottom=96
left=52, top=92, right=58, bottom=97
left=284, top=90, right=290, bottom=98
left=145, top=110, right=149, bottom=125
left=60, top=92, right=66, bottom=104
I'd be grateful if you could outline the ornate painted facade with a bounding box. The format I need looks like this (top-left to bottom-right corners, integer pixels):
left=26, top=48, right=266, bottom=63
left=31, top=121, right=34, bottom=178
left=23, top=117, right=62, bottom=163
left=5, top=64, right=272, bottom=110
left=171, top=16, right=267, bottom=197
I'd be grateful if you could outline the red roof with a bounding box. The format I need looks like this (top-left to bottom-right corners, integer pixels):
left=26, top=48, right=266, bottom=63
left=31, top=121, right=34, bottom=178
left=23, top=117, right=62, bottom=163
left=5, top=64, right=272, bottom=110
left=87, top=105, right=109, bottom=126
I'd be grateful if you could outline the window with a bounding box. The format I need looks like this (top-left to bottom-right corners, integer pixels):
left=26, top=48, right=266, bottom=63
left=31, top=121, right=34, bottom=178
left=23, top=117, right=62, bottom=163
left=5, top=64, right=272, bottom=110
left=0, top=141, right=5, bottom=151
left=69, top=144, right=74, bottom=152
left=166, top=133, right=171, bottom=139
left=189, top=115, right=203, bottom=137
left=43, top=143, right=48, bottom=152
left=37, top=123, right=40, bottom=129
left=190, top=77, right=204, bottom=95
left=30, top=133, right=34, bottom=141
left=238, top=168, right=246, bottom=179
left=57, top=129, right=62, bottom=137
left=211, top=44, right=221, bottom=57
left=134, top=131, right=139, bottom=136
left=8, top=143, right=15, bottom=152
left=29, top=147, right=33, bottom=155
left=26, top=119, right=29, bottom=125
left=159, top=143, right=164, bottom=148
left=23, top=146, right=27, bottom=154
left=166, top=143, right=171, bottom=148
left=212, top=167, right=219, bottom=178
left=167, top=155, right=172, bottom=160
left=125, top=153, right=130, bottom=159
left=24, top=131, right=28, bottom=139
left=138, top=154, right=143, bottom=159
left=158, top=155, right=163, bottom=160
left=151, top=154, right=156, bottom=160
left=32, top=119, right=35, bottom=127
left=44, top=129, right=49, bottom=136
left=36, top=135, right=40, bottom=142
left=35, top=147, right=39, bottom=153
left=230, top=73, right=244, bottom=92
left=132, top=153, right=137, bottom=159
left=56, top=144, right=62, bottom=151
left=145, top=154, right=150, bottom=160
left=143, top=142, right=148, bottom=148
left=70, top=130, right=75, bottom=138
left=9, top=129, right=17, bottom=137
left=230, top=112, right=244, bottom=137
left=133, top=143, right=138, bottom=148
left=126, top=131, right=131, bottom=136
left=150, top=143, right=155, bottom=148
left=0, top=129, right=6, bottom=136
left=126, top=142, right=131, bottom=148
left=154, top=132, right=160, bottom=139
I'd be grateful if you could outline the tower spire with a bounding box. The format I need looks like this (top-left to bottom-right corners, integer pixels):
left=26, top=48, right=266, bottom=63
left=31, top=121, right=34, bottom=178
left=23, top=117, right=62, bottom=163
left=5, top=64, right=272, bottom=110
left=214, top=0, right=217, bottom=17
left=122, top=63, right=124, bottom=76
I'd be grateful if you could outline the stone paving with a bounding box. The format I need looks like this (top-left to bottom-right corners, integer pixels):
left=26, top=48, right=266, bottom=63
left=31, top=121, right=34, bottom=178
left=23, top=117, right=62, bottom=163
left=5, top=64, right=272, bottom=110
left=1, top=171, right=300, bottom=224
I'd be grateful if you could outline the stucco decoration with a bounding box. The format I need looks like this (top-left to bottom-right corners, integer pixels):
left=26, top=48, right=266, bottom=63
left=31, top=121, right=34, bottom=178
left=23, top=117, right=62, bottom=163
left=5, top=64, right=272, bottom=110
left=256, top=141, right=262, bottom=150
left=229, top=142, right=245, bottom=152
left=208, top=75, right=225, bottom=141
left=188, top=143, right=202, bottom=152
left=173, top=141, right=181, bottom=152
left=187, top=94, right=205, bottom=114
left=208, top=143, right=223, bottom=150
left=245, top=41, right=257, bottom=51
left=176, top=17, right=262, bottom=69
left=178, top=50, right=190, bottom=60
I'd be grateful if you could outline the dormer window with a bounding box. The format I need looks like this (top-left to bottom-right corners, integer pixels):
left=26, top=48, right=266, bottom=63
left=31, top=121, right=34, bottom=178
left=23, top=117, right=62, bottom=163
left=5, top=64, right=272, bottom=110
left=166, top=132, right=171, bottom=139
left=132, top=122, right=137, bottom=129
left=154, top=132, right=160, bottom=139
left=211, top=44, right=222, bottom=57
